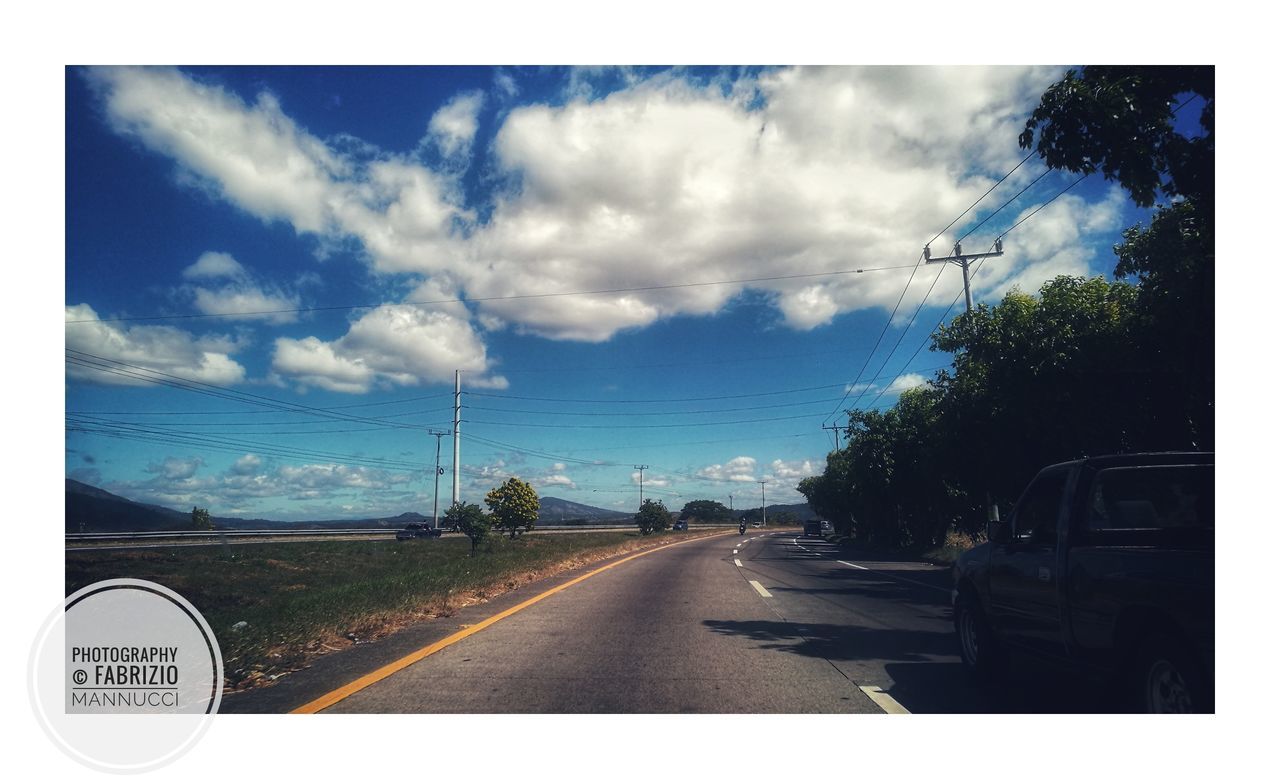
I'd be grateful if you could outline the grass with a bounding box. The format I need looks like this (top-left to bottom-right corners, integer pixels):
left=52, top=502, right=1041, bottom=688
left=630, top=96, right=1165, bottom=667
left=65, top=529, right=723, bottom=690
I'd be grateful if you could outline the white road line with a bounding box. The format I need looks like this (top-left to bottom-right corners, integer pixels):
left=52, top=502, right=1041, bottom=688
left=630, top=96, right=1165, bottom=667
left=733, top=549, right=738, bottom=555
left=837, top=560, right=951, bottom=593
left=734, top=559, right=743, bottom=567
left=748, top=580, right=773, bottom=598
left=859, top=685, right=911, bottom=714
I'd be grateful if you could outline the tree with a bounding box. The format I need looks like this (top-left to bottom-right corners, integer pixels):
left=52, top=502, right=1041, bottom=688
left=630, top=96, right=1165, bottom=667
left=484, top=477, right=540, bottom=539
left=678, top=499, right=733, bottom=524
left=445, top=502, right=490, bottom=555
left=190, top=506, right=213, bottom=530
left=1019, top=66, right=1213, bottom=208
left=634, top=499, right=670, bottom=535
left=1021, top=65, right=1213, bottom=448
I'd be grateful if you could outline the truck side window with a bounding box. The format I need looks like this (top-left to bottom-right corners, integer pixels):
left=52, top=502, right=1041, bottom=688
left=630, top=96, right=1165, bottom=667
left=1012, top=470, right=1067, bottom=544
left=1088, top=465, right=1214, bottom=530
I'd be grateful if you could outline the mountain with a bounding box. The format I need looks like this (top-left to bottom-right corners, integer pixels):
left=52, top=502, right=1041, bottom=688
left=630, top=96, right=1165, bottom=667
left=537, top=496, right=632, bottom=524
left=65, top=479, right=632, bottom=532
left=65, top=479, right=190, bottom=533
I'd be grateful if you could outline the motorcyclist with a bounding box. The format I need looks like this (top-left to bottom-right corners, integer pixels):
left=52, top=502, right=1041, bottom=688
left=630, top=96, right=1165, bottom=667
left=739, top=519, right=747, bottom=535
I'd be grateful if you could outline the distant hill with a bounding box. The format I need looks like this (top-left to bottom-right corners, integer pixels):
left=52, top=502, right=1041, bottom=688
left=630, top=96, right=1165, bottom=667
left=537, top=496, right=632, bottom=525
left=65, top=479, right=633, bottom=532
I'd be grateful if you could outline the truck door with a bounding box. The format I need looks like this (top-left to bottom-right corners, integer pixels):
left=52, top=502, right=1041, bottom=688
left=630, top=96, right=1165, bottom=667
left=988, top=467, right=1070, bottom=659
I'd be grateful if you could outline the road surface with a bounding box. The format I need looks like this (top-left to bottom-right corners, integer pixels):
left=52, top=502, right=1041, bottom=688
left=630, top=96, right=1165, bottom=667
left=223, top=530, right=1109, bottom=713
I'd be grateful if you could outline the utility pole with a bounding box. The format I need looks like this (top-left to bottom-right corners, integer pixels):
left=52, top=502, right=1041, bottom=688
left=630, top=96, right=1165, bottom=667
left=758, top=480, right=767, bottom=528
left=428, top=430, right=448, bottom=529
left=634, top=465, right=648, bottom=508
left=822, top=423, right=843, bottom=453
left=452, top=370, right=461, bottom=506
left=924, top=239, right=1004, bottom=313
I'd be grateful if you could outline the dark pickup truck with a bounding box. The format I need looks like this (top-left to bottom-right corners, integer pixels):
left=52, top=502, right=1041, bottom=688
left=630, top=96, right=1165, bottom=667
left=951, top=452, right=1213, bottom=712
left=396, top=523, right=443, bottom=540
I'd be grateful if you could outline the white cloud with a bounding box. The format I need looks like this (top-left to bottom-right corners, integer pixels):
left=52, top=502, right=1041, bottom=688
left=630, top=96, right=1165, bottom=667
left=146, top=456, right=204, bottom=480
left=697, top=456, right=759, bottom=483
left=65, top=304, right=246, bottom=386
left=426, top=91, right=484, bottom=159
left=180, top=251, right=302, bottom=324
left=272, top=303, right=506, bottom=394
left=88, top=65, right=1081, bottom=347
left=182, top=251, right=246, bottom=280
left=770, top=458, right=816, bottom=482
left=887, top=373, right=928, bottom=393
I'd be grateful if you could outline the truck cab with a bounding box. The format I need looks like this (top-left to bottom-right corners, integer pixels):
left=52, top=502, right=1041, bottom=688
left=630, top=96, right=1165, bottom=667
left=952, top=452, right=1214, bottom=712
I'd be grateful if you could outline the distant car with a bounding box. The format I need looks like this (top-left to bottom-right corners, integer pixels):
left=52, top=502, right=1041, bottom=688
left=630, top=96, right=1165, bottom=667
left=672, top=519, right=688, bottom=531
left=752, top=522, right=761, bottom=528
left=396, top=523, right=442, bottom=541
left=803, top=519, right=823, bottom=538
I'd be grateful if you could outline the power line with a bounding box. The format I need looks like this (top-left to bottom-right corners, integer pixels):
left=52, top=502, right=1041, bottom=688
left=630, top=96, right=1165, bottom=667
left=855, top=173, right=1091, bottom=413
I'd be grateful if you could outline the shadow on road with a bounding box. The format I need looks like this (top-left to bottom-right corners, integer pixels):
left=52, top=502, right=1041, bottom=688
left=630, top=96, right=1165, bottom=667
left=703, top=617, right=1117, bottom=714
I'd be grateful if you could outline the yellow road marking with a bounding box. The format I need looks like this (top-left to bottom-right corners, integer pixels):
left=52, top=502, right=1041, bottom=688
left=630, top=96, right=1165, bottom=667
left=859, top=685, right=911, bottom=714
left=291, top=531, right=732, bottom=713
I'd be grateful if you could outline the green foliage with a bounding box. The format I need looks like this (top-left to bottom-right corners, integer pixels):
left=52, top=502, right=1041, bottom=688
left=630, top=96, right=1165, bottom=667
left=484, top=478, right=541, bottom=539
left=678, top=499, right=733, bottom=524
left=798, top=66, right=1214, bottom=552
left=1019, top=66, right=1213, bottom=208
left=444, top=502, right=490, bottom=554
left=191, top=506, right=213, bottom=531
left=634, top=499, right=670, bottom=535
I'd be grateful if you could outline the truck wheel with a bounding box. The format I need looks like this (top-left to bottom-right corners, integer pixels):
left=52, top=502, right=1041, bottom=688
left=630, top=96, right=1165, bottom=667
left=955, top=593, right=1005, bottom=681
left=1130, top=636, right=1208, bottom=713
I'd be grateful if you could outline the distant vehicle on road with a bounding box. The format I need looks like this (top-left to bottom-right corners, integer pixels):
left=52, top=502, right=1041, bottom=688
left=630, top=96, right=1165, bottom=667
left=803, top=520, right=824, bottom=538
left=951, top=452, right=1214, bottom=713
left=672, top=519, right=688, bottom=531
left=752, top=522, right=761, bottom=528
left=396, top=523, right=443, bottom=541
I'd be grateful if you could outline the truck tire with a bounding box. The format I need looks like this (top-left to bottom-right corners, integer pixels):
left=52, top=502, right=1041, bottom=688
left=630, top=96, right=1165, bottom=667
left=1129, top=635, right=1209, bottom=713
left=954, top=592, right=1006, bottom=681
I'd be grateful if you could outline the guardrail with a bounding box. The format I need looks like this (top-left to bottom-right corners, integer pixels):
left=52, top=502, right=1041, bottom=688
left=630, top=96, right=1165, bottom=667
left=64, top=523, right=753, bottom=544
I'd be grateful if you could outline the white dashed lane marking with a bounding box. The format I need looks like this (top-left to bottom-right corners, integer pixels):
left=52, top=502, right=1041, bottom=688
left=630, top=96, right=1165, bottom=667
left=748, top=580, right=773, bottom=598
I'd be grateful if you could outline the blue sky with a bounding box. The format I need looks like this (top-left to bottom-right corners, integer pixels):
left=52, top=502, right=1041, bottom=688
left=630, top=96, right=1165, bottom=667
left=64, top=65, right=1153, bottom=521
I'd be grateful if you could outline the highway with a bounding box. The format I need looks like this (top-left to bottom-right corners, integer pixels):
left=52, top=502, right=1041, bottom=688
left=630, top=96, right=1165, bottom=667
left=222, top=529, right=1110, bottom=714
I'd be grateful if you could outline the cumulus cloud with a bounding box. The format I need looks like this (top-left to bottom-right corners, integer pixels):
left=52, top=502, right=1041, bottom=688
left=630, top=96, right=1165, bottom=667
left=426, top=91, right=484, bottom=159
left=87, top=65, right=1089, bottom=348
left=178, top=251, right=303, bottom=324
left=271, top=303, right=506, bottom=394
left=105, top=457, right=416, bottom=514
left=147, top=456, right=204, bottom=480
left=65, top=304, right=246, bottom=386
left=697, top=456, right=759, bottom=482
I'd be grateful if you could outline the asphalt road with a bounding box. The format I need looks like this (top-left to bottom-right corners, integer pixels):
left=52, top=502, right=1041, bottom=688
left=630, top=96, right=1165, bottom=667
left=223, top=530, right=1113, bottom=714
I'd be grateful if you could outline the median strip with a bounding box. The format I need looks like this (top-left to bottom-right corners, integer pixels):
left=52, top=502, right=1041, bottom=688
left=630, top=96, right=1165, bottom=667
left=290, top=531, right=729, bottom=713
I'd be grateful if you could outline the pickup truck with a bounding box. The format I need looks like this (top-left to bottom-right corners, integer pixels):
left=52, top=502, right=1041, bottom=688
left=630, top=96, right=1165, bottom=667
left=396, top=523, right=443, bottom=540
left=951, top=452, right=1213, bottom=713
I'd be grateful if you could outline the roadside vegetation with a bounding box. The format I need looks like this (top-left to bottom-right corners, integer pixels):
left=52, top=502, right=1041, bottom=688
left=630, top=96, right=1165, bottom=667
left=65, top=529, right=724, bottom=691
left=799, top=66, right=1213, bottom=556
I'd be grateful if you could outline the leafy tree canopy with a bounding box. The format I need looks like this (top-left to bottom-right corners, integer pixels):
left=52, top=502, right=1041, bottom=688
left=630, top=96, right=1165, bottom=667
left=634, top=499, right=670, bottom=535
left=1019, top=65, right=1213, bottom=208
left=678, top=499, right=733, bottom=524
left=191, top=506, right=213, bottom=530
left=485, top=477, right=540, bottom=539
left=445, top=502, right=490, bottom=554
